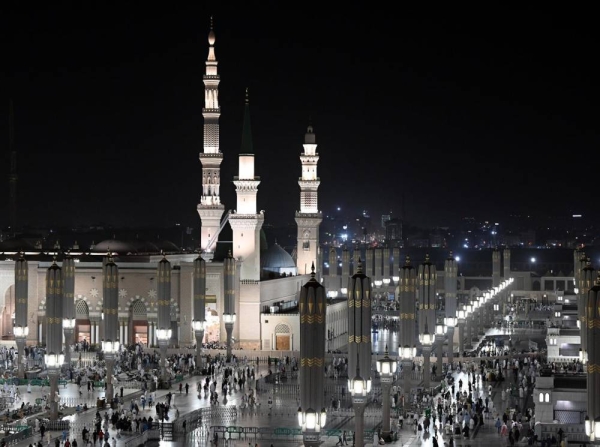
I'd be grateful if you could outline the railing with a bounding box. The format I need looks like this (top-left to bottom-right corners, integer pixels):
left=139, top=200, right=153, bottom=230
left=3, top=427, right=33, bottom=444
left=536, top=422, right=588, bottom=443
left=114, top=380, right=145, bottom=389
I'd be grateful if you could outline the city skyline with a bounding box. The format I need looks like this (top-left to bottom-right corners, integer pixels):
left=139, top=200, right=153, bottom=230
left=2, top=5, right=597, bottom=230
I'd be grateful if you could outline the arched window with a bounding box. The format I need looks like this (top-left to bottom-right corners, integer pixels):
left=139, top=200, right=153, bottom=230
left=274, top=323, right=290, bottom=334
left=539, top=393, right=543, bottom=403
left=76, top=300, right=90, bottom=319
left=545, top=393, right=550, bottom=403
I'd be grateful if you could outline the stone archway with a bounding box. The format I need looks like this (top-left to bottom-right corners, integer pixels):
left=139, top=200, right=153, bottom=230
left=75, top=299, right=91, bottom=343
left=274, top=323, right=291, bottom=350
left=129, top=300, right=148, bottom=346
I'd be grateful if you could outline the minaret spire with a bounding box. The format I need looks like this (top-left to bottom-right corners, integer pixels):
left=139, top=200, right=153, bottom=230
left=240, top=88, right=253, bottom=154
left=197, top=18, right=225, bottom=261
left=8, top=99, right=17, bottom=231
left=295, top=123, right=323, bottom=275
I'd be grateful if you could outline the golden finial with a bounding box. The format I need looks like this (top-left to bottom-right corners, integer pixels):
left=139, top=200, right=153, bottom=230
left=405, top=255, right=411, bottom=266
left=356, top=258, right=363, bottom=274
left=425, top=253, right=430, bottom=263
left=52, top=255, right=57, bottom=265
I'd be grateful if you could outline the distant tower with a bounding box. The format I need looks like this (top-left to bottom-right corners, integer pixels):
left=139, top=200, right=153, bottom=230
left=229, top=89, right=264, bottom=348
left=197, top=18, right=225, bottom=261
left=492, top=248, right=501, bottom=287
left=8, top=100, right=17, bottom=231
left=295, top=125, right=323, bottom=275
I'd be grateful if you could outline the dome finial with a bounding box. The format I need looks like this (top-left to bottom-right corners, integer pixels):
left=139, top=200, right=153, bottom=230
left=310, top=262, right=315, bottom=278
left=245, top=87, right=249, bottom=104
left=405, top=255, right=411, bottom=266
left=356, top=258, right=363, bottom=274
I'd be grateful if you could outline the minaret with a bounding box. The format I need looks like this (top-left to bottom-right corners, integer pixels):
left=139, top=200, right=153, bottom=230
left=197, top=18, right=225, bottom=261
left=8, top=100, right=17, bottom=231
left=229, top=89, right=264, bottom=349
left=295, top=125, right=323, bottom=276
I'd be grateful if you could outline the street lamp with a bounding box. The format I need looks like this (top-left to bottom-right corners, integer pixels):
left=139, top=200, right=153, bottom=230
left=156, top=328, right=172, bottom=381
left=392, top=276, right=400, bottom=284
left=349, top=355, right=371, bottom=447
left=374, top=280, right=383, bottom=288
left=102, top=339, right=120, bottom=400
left=192, top=319, right=207, bottom=370
left=585, top=416, right=600, bottom=441
left=298, top=408, right=327, bottom=432
left=382, top=278, right=391, bottom=286
left=45, top=351, right=65, bottom=368
left=223, top=314, right=236, bottom=324
left=376, top=346, right=397, bottom=439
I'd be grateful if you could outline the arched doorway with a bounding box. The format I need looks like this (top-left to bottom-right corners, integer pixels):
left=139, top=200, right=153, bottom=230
left=204, top=309, right=220, bottom=344
left=75, top=300, right=91, bottom=343
left=274, top=323, right=291, bottom=350
left=129, top=300, right=148, bottom=346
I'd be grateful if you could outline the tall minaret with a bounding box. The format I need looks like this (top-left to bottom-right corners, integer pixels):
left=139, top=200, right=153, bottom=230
left=229, top=89, right=264, bottom=348
left=197, top=18, right=225, bottom=261
left=8, top=100, right=17, bottom=231
left=295, top=125, right=323, bottom=276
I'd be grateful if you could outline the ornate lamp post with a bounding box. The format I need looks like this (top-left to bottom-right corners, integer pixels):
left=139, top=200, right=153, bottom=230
left=376, top=345, right=396, bottom=440
left=397, top=255, right=417, bottom=401
left=193, top=254, right=207, bottom=370
left=102, top=253, right=119, bottom=400
left=435, top=321, right=447, bottom=379
left=14, top=252, right=29, bottom=379
left=348, top=259, right=372, bottom=447
left=46, top=258, right=64, bottom=420
left=444, top=316, right=456, bottom=369
left=102, top=339, right=120, bottom=398
left=157, top=254, right=172, bottom=382
left=298, top=263, right=327, bottom=447
left=584, top=276, right=600, bottom=443
left=418, top=254, right=436, bottom=388
left=457, top=307, right=466, bottom=357
left=62, top=252, right=76, bottom=367
left=444, top=252, right=458, bottom=364
left=223, top=251, right=236, bottom=362
left=419, top=321, right=434, bottom=389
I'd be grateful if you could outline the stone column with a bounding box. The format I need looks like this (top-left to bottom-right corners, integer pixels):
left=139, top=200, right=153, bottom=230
left=465, top=318, right=473, bottom=350
left=447, top=326, right=455, bottom=364
left=102, top=254, right=119, bottom=400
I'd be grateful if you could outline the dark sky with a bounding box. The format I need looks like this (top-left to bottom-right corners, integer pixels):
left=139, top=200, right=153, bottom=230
left=1, top=5, right=598, bottom=230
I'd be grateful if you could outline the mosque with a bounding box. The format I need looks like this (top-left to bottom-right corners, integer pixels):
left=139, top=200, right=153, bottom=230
left=0, top=23, right=583, bottom=359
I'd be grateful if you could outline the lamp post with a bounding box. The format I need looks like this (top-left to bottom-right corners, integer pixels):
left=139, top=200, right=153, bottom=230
left=14, top=252, right=29, bottom=379
left=192, top=320, right=206, bottom=369
left=465, top=302, right=473, bottom=350
left=419, top=322, right=434, bottom=389
left=62, top=252, right=76, bottom=368
left=397, top=255, right=417, bottom=401
left=157, top=254, right=172, bottom=383
left=585, top=276, right=600, bottom=444
left=435, top=322, right=446, bottom=380
left=62, top=317, right=75, bottom=364
left=418, top=254, right=437, bottom=389
left=102, top=339, right=120, bottom=400
left=223, top=251, right=236, bottom=362
left=376, top=345, right=396, bottom=439
left=156, top=328, right=172, bottom=381
left=444, top=317, right=457, bottom=367
left=349, top=355, right=371, bottom=447
left=223, top=314, right=236, bottom=360
left=347, top=259, right=372, bottom=447
left=298, top=263, right=327, bottom=447
left=193, top=254, right=207, bottom=370
left=46, top=258, right=64, bottom=421
left=457, top=308, right=466, bottom=357
left=46, top=351, right=65, bottom=419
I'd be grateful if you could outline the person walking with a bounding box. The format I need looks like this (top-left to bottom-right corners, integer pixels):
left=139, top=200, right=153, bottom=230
left=185, top=383, right=189, bottom=395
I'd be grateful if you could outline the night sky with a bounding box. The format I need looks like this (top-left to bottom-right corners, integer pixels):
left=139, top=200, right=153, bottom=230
left=2, top=5, right=598, bottom=230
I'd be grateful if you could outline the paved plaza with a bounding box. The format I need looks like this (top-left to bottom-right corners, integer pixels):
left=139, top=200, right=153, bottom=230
left=2, top=325, right=542, bottom=447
